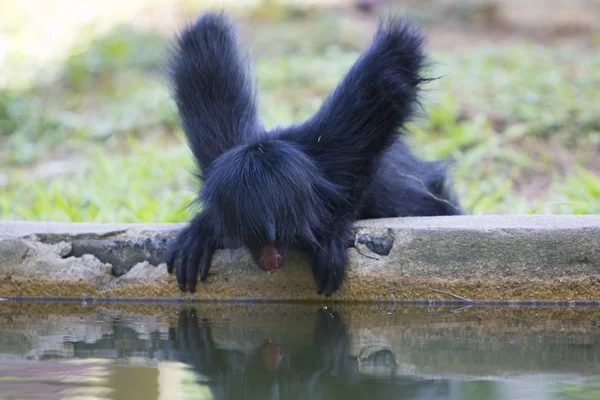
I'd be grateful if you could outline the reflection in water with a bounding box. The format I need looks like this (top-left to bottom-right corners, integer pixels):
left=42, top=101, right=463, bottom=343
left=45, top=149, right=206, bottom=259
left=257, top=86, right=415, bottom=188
left=1, top=304, right=600, bottom=400
left=166, top=308, right=447, bottom=399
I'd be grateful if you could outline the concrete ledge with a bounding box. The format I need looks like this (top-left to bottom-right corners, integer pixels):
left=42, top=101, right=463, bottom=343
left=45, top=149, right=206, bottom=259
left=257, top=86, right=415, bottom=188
left=1, top=215, right=599, bottom=301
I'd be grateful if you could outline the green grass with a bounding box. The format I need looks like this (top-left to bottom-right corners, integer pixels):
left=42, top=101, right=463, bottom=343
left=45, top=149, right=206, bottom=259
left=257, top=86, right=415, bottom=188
left=1, top=2, right=599, bottom=222
left=1, top=142, right=197, bottom=222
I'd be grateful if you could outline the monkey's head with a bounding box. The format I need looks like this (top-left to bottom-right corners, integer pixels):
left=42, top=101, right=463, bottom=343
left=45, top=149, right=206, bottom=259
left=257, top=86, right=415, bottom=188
left=201, top=139, right=342, bottom=271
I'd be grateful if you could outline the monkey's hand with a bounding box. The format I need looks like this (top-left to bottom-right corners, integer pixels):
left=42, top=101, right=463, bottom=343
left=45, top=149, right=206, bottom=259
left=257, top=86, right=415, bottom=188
left=166, top=212, right=216, bottom=293
left=310, top=234, right=348, bottom=297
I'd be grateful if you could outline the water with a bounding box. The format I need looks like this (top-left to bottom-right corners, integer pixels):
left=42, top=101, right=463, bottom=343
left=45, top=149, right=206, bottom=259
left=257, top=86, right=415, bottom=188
left=0, top=302, right=599, bottom=400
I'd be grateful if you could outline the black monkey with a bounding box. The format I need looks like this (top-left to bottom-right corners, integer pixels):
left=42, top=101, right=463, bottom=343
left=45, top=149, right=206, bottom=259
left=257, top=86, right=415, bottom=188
left=166, top=12, right=461, bottom=296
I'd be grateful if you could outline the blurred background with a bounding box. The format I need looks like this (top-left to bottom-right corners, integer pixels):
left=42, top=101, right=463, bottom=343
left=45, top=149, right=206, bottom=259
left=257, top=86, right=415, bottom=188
left=1, top=0, right=599, bottom=222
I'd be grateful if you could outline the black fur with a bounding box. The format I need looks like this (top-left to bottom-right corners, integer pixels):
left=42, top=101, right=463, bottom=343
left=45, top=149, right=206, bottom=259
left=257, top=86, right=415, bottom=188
left=166, top=12, right=461, bottom=296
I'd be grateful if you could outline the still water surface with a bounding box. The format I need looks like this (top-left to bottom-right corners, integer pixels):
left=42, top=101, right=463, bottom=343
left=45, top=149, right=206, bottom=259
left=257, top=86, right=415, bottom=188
left=0, top=302, right=599, bottom=400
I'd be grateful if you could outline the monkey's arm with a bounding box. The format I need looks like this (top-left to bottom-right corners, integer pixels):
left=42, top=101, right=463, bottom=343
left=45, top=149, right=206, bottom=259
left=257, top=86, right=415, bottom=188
left=278, top=18, right=429, bottom=296
left=169, top=12, right=262, bottom=173
left=167, top=12, right=261, bottom=292
left=282, top=18, right=428, bottom=183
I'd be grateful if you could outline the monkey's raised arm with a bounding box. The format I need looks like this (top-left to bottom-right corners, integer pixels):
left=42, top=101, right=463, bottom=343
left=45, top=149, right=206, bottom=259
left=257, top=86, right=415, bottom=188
left=169, top=12, right=261, bottom=173
left=273, top=19, right=429, bottom=296
left=282, top=18, right=428, bottom=183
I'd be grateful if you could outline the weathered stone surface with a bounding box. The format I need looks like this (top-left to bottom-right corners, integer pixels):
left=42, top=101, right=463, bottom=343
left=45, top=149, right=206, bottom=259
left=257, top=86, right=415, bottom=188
left=69, top=237, right=171, bottom=277
left=0, top=237, right=113, bottom=291
left=0, top=215, right=599, bottom=301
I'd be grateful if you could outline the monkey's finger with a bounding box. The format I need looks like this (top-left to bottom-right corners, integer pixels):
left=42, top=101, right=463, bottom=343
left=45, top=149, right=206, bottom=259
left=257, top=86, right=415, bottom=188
left=186, top=245, right=201, bottom=293
left=324, top=269, right=339, bottom=297
left=176, top=252, right=189, bottom=292
left=316, top=265, right=328, bottom=295
left=310, top=251, right=327, bottom=295
left=166, top=246, right=176, bottom=274
left=199, top=244, right=214, bottom=282
left=311, top=258, right=320, bottom=281
left=167, top=230, right=189, bottom=275
left=327, top=263, right=346, bottom=296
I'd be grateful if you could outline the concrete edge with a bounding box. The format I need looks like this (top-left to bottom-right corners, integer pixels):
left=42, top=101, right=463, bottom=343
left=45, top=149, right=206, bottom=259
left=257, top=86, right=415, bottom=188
left=1, top=215, right=599, bottom=301
left=2, top=215, right=600, bottom=238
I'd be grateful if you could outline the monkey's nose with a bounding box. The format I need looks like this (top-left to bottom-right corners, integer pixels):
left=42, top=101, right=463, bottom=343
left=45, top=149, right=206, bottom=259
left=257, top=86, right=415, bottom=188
left=261, top=257, right=280, bottom=271
left=259, top=254, right=282, bottom=271
left=274, top=254, right=282, bottom=269
left=257, top=245, right=284, bottom=272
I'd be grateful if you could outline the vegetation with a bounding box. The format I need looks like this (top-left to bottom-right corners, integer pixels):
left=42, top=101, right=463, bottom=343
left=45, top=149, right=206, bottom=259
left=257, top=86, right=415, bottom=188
left=1, top=0, right=599, bottom=222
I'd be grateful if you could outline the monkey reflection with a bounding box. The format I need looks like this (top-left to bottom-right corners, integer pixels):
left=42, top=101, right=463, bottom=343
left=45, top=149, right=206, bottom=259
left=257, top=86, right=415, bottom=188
left=166, top=308, right=450, bottom=400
